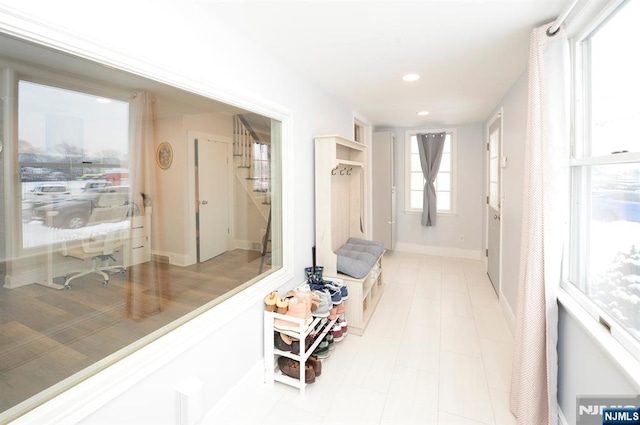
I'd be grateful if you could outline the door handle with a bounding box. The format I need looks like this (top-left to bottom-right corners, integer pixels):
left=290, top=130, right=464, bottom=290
left=201, top=200, right=209, bottom=205
left=494, top=214, right=500, bottom=221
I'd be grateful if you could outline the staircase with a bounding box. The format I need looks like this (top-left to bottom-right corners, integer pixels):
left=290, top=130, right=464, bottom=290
left=233, top=114, right=271, bottom=260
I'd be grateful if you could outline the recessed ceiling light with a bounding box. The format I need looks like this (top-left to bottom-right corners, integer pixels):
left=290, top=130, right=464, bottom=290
left=417, top=111, right=430, bottom=116
left=402, top=73, right=420, bottom=82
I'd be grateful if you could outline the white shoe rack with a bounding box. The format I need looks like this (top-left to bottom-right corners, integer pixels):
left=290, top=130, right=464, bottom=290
left=264, top=311, right=337, bottom=394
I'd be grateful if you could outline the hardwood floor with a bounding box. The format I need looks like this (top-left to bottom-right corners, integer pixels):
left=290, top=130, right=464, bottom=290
left=0, top=249, right=270, bottom=412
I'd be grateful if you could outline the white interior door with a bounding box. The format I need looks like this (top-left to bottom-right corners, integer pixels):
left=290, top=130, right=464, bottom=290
left=487, top=115, right=502, bottom=295
left=197, top=138, right=229, bottom=262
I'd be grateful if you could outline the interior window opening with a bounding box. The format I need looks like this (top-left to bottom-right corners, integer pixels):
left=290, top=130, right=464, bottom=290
left=0, top=34, right=283, bottom=419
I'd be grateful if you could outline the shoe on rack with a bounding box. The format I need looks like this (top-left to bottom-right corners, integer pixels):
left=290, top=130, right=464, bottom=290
left=338, top=315, right=348, bottom=337
left=325, top=333, right=335, bottom=351
left=264, top=291, right=278, bottom=312
left=335, top=301, right=346, bottom=315
left=328, top=306, right=338, bottom=321
left=294, top=291, right=317, bottom=316
left=289, top=286, right=320, bottom=312
left=326, top=286, right=342, bottom=305
left=311, top=289, right=331, bottom=318
left=312, top=339, right=330, bottom=359
left=331, top=323, right=344, bottom=342
left=274, top=331, right=292, bottom=352
left=326, top=279, right=349, bottom=300
left=306, top=355, right=322, bottom=377
left=290, top=333, right=314, bottom=355
left=277, top=356, right=315, bottom=383
left=276, top=297, right=289, bottom=314
left=274, top=297, right=312, bottom=332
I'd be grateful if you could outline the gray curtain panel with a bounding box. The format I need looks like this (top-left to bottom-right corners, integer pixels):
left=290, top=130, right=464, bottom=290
left=416, top=132, right=446, bottom=226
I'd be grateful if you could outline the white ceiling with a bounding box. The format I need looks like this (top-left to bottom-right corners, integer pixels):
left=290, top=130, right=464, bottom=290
left=197, top=0, right=572, bottom=127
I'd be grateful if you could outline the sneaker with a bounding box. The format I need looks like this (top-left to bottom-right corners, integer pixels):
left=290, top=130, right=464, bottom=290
left=331, top=324, right=344, bottom=342
left=312, top=339, right=330, bottom=359
left=311, top=289, right=331, bottom=318
left=336, top=302, right=346, bottom=315
left=326, top=279, right=349, bottom=300
left=324, top=333, right=335, bottom=351
left=326, top=286, right=342, bottom=305
left=338, top=315, right=348, bottom=336
left=274, top=297, right=312, bottom=332
left=289, top=286, right=320, bottom=312
left=293, top=291, right=315, bottom=317
left=277, top=356, right=315, bottom=383
left=328, top=306, right=338, bottom=321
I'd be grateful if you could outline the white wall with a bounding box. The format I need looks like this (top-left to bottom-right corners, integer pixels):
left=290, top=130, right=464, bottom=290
left=379, top=124, right=484, bottom=259
left=0, top=1, right=357, bottom=423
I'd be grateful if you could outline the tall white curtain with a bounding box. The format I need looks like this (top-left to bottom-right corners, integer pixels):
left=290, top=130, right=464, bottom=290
left=129, top=90, right=156, bottom=213
left=127, top=90, right=160, bottom=320
left=510, top=24, right=569, bottom=425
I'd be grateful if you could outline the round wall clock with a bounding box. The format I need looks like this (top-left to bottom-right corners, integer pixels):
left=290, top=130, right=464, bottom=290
left=156, top=142, right=173, bottom=170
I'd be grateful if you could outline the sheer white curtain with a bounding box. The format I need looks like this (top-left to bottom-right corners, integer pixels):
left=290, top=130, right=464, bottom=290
left=129, top=90, right=156, bottom=213
left=127, top=90, right=160, bottom=320
left=509, top=24, right=569, bottom=425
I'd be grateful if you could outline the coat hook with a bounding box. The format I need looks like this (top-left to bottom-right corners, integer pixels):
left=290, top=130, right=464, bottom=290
left=331, top=167, right=337, bottom=175
left=347, top=167, right=352, bottom=175
left=340, top=167, right=345, bottom=175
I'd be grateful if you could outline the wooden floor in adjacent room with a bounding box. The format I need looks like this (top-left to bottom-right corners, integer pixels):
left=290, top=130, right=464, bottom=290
left=0, top=249, right=270, bottom=412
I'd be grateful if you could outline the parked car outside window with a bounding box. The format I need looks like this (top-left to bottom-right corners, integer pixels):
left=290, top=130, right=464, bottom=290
left=32, top=186, right=135, bottom=229
left=25, top=183, right=70, bottom=202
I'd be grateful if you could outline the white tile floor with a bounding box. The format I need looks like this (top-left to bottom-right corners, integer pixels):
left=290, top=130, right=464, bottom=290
left=205, top=251, right=517, bottom=425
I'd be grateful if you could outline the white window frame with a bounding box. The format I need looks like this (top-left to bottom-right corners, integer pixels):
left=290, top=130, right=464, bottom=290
left=404, top=128, right=457, bottom=215
left=561, top=0, right=640, bottom=365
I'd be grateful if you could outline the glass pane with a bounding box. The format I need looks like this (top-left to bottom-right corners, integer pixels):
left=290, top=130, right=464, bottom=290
left=411, top=172, right=425, bottom=191
left=490, top=182, right=499, bottom=207
left=588, top=0, right=640, bottom=156
left=437, top=172, right=450, bottom=191
left=439, top=153, right=451, bottom=172
left=443, top=134, right=451, bottom=154
left=411, top=190, right=423, bottom=209
left=411, top=153, right=421, bottom=171
left=410, top=135, right=419, bottom=154
left=2, top=35, right=283, bottom=416
left=582, top=163, right=640, bottom=343
left=19, top=81, right=130, bottom=249
left=437, top=191, right=451, bottom=211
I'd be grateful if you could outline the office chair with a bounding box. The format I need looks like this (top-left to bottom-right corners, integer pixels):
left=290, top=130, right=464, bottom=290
left=61, top=230, right=126, bottom=289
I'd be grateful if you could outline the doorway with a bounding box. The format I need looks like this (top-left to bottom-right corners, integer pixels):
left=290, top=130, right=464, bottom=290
left=487, top=111, right=502, bottom=295
left=196, top=137, right=230, bottom=262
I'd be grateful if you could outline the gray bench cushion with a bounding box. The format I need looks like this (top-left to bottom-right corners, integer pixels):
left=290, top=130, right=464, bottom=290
left=336, top=238, right=385, bottom=279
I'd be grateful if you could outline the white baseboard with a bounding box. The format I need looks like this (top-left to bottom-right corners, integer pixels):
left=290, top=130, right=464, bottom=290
left=234, top=239, right=262, bottom=252
left=395, top=242, right=482, bottom=260
left=499, top=290, right=516, bottom=335
left=558, top=405, right=569, bottom=425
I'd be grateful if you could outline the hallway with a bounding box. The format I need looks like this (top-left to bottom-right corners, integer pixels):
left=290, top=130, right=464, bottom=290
left=207, top=251, right=516, bottom=425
